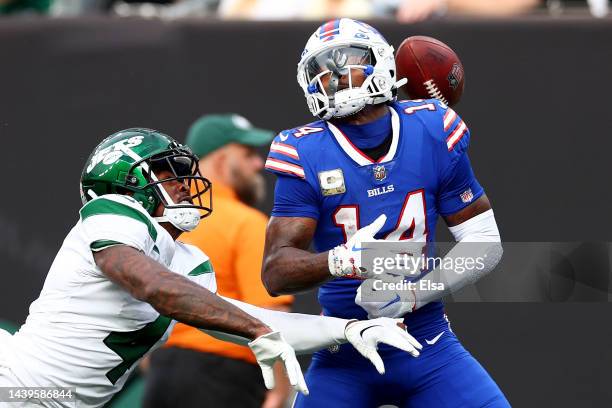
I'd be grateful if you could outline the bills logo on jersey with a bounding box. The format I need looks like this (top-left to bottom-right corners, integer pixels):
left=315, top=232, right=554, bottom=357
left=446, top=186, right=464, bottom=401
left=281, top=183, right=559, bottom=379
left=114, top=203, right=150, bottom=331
left=460, top=188, right=474, bottom=203
left=319, top=169, right=346, bottom=196
left=372, top=165, right=387, bottom=181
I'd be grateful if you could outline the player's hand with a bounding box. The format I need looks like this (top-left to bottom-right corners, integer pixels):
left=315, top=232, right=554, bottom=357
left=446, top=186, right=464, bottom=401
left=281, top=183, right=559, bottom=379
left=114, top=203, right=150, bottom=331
left=248, top=331, right=309, bottom=395
left=328, top=214, right=387, bottom=279
left=355, top=274, right=417, bottom=319
left=344, top=317, right=422, bottom=374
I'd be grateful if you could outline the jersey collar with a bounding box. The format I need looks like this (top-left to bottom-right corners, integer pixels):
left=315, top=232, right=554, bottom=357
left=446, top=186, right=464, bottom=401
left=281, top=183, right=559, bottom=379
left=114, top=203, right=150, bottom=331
left=327, top=105, right=400, bottom=167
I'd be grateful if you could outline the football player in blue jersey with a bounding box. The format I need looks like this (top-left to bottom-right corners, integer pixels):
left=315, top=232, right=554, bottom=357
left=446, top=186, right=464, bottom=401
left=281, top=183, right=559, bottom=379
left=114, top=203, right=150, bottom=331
left=261, top=18, right=510, bottom=407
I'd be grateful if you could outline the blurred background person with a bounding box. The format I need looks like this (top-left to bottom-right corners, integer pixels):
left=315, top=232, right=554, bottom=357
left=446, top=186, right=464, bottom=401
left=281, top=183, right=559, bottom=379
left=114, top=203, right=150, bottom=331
left=375, top=0, right=542, bottom=22
left=44, top=0, right=606, bottom=20
left=0, top=0, right=51, bottom=14
left=381, top=0, right=607, bottom=22
left=212, top=0, right=604, bottom=22
left=217, top=0, right=372, bottom=20
left=143, top=114, right=294, bottom=408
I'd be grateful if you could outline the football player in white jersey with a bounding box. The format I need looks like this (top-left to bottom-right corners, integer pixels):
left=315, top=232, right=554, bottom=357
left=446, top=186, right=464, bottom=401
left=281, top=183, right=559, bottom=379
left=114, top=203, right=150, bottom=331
left=0, top=128, right=422, bottom=408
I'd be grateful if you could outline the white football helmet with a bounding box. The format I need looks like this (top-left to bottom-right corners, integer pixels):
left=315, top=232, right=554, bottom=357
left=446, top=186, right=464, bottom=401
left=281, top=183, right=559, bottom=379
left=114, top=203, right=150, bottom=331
left=297, top=19, right=405, bottom=120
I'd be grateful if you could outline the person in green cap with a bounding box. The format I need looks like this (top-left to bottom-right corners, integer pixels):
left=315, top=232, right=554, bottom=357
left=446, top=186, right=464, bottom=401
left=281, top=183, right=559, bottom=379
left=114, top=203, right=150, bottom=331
left=144, top=114, right=296, bottom=408
left=186, top=113, right=276, bottom=206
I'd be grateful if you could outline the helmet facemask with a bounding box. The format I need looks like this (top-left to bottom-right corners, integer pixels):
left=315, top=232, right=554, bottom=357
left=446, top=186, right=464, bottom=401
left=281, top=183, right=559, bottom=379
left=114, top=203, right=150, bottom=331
left=299, top=43, right=402, bottom=120
left=297, top=19, right=407, bottom=120
left=128, top=149, right=212, bottom=232
left=306, top=45, right=370, bottom=118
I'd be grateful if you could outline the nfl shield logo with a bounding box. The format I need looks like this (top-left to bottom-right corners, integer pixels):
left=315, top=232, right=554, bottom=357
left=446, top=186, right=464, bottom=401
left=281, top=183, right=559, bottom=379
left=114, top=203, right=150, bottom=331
left=460, top=188, right=474, bottom=203
left=373, top=165, right=387, bottom=181
left=447, top=63, right=463, bottom=90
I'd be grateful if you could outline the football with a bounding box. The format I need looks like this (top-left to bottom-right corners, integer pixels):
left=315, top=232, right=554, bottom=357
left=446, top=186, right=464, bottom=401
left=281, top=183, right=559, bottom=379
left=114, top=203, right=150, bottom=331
left=395, top=36, right=465, bottom=106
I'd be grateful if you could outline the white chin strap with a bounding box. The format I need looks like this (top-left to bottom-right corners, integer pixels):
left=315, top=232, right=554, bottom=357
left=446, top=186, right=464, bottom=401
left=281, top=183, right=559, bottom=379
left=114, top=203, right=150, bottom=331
left=332, top=88, right=369, bottom=118
left=155, top=205, right=201, bottom=232
left=314, top=75, right=408, bottom=120
left=332, top=77, right=408, bottom=118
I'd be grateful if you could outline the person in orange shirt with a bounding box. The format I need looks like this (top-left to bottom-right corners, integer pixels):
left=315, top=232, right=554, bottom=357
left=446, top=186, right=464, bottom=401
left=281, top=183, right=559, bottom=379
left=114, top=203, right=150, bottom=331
left=143, top=114, right=294, bottom=408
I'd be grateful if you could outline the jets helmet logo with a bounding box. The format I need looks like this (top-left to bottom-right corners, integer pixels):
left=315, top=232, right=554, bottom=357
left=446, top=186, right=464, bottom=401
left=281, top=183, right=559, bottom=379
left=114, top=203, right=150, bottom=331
left=86, top=136, right=144, bottom=173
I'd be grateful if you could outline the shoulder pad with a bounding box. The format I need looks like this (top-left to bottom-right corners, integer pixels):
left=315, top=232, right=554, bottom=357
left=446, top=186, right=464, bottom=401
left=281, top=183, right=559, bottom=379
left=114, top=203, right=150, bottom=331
left=79, top=194, right=157, bottom=254
left=174, top=242, right=212, bottom=275
left=288, top=122, right=327, bottom=139
left=396, top=99, right=470, bottom=153
left=80, top=194, right=151, bottom=219
left=265, top=121, right=326, bottom=179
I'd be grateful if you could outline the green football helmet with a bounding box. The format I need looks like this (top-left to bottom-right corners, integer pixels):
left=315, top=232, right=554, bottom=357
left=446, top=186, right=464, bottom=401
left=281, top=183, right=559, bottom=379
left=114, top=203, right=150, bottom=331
left=80, top=128, right=212, bottom=231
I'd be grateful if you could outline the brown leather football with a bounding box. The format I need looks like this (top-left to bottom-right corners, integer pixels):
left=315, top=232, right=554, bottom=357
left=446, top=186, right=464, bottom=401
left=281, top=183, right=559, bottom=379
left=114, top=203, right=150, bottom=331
left=395, top=36, right=465, bottom=106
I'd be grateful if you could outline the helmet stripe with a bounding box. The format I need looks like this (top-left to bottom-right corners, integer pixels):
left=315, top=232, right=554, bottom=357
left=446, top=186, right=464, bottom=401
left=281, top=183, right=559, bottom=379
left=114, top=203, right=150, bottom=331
left=319, top=20, right=335, bottom=35
left=318, top=19, right=341, bottom=40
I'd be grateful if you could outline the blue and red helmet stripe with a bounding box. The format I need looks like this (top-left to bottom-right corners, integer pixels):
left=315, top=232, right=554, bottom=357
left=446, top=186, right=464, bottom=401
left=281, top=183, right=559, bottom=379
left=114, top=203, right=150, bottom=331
left=318, top=19, right=341, bottom=41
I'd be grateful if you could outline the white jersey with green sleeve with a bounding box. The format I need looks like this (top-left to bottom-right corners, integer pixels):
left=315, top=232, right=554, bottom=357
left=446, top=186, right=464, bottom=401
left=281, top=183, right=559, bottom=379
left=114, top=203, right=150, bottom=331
left=1, top=194, right=216, bottom=408
left=171, top=240, right=218, bottom=295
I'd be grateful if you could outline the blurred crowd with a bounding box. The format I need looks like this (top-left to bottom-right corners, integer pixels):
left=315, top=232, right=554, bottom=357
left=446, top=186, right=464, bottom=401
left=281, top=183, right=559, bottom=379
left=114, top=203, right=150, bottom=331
left=1, top=0, right=609, bottom=20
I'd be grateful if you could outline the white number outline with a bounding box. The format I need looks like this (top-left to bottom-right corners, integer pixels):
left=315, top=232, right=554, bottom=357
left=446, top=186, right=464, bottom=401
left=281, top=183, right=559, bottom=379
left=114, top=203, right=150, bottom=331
left=294, top=126, right=324, bottom=137
left=332, top=189, right=428, bottom=243
left=404, top=103, right=436, bottom=115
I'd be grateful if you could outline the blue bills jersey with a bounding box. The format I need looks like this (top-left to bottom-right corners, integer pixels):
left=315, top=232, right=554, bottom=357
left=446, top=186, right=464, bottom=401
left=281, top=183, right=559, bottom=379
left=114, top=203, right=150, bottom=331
left=265, top=99, right=509, bottom=407
left=265, top=99, right=484, bottom=330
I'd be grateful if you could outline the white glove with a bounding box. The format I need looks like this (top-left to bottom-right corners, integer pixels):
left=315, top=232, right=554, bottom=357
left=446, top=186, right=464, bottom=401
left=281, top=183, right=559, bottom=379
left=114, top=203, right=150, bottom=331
left=355, top=275, right=417, bottom=319
left=344, top=317, right=422, bottom=374
left=248, top=331, right=309, bottom=395
left=328, top=214, right=387, bottom=278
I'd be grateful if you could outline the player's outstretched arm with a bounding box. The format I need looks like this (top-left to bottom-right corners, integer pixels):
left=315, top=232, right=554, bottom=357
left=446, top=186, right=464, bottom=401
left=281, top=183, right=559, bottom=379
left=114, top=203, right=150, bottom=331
left=94, top=245, right=308, bottom=394
left=207, top=297, right=422, bottom=374
left=94, top=245, right=270, bottom=338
